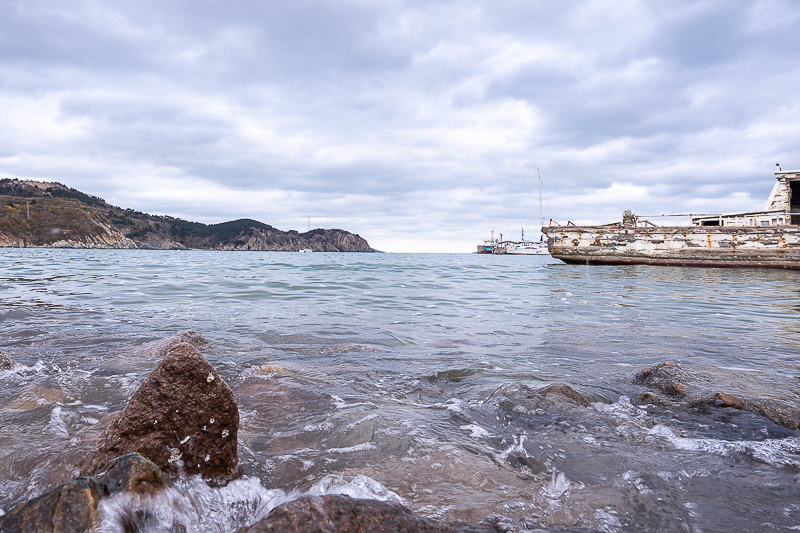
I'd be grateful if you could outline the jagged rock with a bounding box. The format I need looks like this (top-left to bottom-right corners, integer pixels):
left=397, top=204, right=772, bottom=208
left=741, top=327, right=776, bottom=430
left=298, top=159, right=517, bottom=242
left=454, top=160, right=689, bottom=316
left=135, top=329, right=212, bottom=359
left=488, top=382, right=591, bottom=413
left=715, top=393, right=800, bottom=430
left=634, top=362, right=800, bottom=430
left=0, top=454, right=163, bottom=533
left=236, top=494, right=508, bottom=533
left=85, top=342, right=239, bottom=482
left=94, top=453, right=166, bottom=497
left=632, top=361, right=694, bottom=397
left=0, top=350, right=16, bottom=370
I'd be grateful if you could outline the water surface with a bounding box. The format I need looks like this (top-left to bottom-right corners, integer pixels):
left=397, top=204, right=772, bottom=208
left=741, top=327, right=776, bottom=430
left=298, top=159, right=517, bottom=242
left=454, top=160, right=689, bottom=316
left=1, top=250, right=799, bottom=531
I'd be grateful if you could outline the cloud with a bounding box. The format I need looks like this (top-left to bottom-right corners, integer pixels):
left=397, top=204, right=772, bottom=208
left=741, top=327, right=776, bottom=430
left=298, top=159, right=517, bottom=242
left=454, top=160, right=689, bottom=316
left=2, top=0, right=800, bottom=252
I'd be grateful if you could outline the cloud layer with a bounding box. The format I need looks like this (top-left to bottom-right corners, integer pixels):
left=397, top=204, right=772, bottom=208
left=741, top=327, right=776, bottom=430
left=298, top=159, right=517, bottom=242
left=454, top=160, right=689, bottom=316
left=2, top=0, right=799, bottom=252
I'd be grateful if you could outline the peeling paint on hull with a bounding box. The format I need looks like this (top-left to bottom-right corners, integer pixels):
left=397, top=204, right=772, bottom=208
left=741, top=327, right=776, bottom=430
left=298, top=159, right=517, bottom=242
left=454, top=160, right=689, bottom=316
left=541, top=226, right=800, bottom=270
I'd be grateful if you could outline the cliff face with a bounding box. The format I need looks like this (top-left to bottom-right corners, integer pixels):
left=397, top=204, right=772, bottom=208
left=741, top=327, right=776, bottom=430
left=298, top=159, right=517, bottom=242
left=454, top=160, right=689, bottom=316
left=0, top=179, right=373, bottom=252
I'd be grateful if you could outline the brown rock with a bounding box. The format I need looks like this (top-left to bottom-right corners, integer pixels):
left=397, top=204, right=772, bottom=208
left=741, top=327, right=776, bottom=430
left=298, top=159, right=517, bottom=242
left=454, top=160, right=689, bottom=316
left=136, top=329, right=212, bottom=359
left=0, top=454, right=163, bottom=533
left=632, top=361, right=693, bottom=397
left=94, top=453, right=166, bottom=497
left=0, top=350, right=16, bottom=370
left=236, top=494, right=505, bottom=533
left=714, top=392, right=744, bottom=409
left=0, top=478, right=99, bottom=533
left=85, top=342, right=238, bottom=482
left=489, top=382, right=591, bottom=413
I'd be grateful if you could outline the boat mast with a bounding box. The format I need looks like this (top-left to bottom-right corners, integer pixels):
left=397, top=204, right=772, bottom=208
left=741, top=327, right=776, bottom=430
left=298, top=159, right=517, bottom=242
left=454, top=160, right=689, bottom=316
left=538, top=168, right=544, bottom=240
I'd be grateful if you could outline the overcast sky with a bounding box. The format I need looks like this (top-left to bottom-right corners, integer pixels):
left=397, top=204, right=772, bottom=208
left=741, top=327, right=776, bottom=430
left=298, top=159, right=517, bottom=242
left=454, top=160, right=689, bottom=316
left=2, top=1, right=799, bottom=252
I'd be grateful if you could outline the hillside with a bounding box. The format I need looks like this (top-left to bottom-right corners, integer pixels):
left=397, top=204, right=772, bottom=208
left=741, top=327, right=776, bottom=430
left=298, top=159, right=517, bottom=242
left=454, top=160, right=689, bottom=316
left=0, top=179, right=373, bottom=252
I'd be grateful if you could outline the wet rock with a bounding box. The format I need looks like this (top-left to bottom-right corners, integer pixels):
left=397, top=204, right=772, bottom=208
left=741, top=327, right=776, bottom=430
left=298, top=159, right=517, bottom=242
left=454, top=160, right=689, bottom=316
left=0, top=454, right=163, bottom=533
left=236, top=494, right=508, bottom=533
left=632, top=361, right=693, bottom=397
left=5, top=384, right=72, bottom=410
left=85, top=342, right=239, bottom=482
left=489, top=382, right=591, bottom=413
left=634, top=362, right=800, bottom=431
left=0, top=350, right=16, bottom=370
left=136, top=329, right=212, bottom=359
left=506, top=452, right=546, bottom=475
left=94, top=453, right=166, bottom=497
left=714, top=391, right=744, bottom=409
left=731, top=397, right=800, bottom=430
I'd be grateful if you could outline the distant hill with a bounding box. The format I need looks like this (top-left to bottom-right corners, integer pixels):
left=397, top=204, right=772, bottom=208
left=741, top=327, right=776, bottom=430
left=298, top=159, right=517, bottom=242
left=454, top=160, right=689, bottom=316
left=0, top=179, right=373, bottom=252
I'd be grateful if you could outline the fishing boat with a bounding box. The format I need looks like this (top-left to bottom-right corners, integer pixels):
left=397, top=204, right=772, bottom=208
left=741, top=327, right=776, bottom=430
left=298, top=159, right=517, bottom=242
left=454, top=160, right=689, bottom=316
left=477, top=170, right=550, bottom=255
left=541, top=166, right=800, bottom=269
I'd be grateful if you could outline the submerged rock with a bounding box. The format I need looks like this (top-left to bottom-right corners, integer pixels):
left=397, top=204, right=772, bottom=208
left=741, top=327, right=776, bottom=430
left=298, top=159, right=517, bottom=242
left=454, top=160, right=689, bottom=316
left=0, top=454, right=163, bottom=533
left=633, top=361, right=800, bottom=430
left=631, top=361, right=695, bottom=397
left=488, top=382, right=592, bottom=414
left=135, top=329, right=212, bottom=359
left=0, top=350, right=16, bottom=370
left=85, top=342, right=239, bottom=482
left=236, top=494, right=508, bottom=533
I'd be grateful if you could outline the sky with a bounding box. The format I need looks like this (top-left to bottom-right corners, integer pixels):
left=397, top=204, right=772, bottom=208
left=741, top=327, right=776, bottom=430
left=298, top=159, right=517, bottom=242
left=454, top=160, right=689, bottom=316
left=2, top=0, right=800, bottom=252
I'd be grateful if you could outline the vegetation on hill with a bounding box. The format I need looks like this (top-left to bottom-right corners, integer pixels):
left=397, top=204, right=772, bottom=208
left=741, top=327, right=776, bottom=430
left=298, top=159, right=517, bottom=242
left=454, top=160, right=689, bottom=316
left=0, top=179, right=372, bottom=252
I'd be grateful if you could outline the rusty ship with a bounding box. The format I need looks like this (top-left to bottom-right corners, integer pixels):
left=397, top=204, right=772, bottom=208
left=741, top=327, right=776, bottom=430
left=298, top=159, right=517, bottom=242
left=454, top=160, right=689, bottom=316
left=541, top=166, right=800, bottom=269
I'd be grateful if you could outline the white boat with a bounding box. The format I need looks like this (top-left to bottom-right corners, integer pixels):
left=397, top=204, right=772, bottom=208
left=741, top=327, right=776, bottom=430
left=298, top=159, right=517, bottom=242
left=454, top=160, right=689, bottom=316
left=504, top=240, right=548, bottom=255
left=477, top=169, right=550, bottom=255
left=299, top=248, right=312, bottom=253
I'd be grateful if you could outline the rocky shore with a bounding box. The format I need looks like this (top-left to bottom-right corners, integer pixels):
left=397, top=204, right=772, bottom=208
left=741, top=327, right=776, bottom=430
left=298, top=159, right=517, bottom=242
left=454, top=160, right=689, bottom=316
left=0, top=336, right=517, bottom=533
left=1, top=335, right=798, bottom=533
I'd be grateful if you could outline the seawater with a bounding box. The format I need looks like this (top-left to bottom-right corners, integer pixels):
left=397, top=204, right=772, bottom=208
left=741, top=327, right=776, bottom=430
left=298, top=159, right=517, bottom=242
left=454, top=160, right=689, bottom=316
left=1, top=249, right=799, bottom=532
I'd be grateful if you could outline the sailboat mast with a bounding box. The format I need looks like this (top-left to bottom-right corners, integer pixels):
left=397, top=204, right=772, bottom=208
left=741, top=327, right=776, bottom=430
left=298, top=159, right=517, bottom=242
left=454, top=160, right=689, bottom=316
left=538, top=168, right=544, bottom=229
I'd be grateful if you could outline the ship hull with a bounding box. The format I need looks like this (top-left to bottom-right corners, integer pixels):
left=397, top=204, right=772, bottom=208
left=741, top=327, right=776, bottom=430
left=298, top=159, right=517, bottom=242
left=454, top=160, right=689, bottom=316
left=541, top=225, right=800, bottom=270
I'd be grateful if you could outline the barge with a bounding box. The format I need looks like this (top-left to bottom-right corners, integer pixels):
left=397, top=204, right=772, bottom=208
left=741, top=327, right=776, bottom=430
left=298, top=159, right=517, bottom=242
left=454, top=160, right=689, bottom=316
left=541, top=167, right=800, bottom=269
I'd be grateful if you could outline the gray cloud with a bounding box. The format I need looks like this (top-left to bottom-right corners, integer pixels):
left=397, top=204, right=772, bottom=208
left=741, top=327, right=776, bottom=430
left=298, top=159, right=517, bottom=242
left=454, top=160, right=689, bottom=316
left=2, top=0, right=800, bottom=251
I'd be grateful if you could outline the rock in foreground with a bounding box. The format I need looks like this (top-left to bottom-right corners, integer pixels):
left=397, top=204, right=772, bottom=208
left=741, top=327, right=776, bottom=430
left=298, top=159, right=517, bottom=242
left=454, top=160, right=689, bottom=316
left=236, top=494, right=508, bottom=533
left=86, top=342, right=239, bottom=482
left=0, top=454, right=164, bottom=533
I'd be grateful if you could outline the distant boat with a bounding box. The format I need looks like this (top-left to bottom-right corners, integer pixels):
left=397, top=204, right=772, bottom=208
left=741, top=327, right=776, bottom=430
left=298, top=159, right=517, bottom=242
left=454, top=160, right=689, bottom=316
left=505, top=240, right=548, bottom=255
left=477, top=169, right=550, bottom=255
left=299, top=248, right=312, bottom=253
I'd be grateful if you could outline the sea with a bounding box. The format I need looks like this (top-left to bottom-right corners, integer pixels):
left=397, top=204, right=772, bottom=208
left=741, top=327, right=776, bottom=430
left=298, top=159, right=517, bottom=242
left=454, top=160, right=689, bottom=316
left=0, top=249, right=799, bottom=532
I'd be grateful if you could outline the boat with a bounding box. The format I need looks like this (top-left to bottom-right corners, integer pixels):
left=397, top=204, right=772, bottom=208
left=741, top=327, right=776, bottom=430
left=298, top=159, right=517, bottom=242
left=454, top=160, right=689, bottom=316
left=504, top=240, right=548, bottom=255
left=299, top=248, right=312, bottom=253
left=541, top=166, right=800, bottom=269
left=477, top=170, right=550, bottom=255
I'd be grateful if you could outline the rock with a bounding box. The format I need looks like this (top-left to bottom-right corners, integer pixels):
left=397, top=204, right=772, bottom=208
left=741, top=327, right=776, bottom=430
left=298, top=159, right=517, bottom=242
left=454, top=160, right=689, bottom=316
left=634, top=362, right=800, bottom=431
left=488, top=382, right=591, bottom=413
left=0, top=454, right=163, bottom=533
left=94, top=453, right=166, bottom=497
left=632, top=361, right=693, bottom=397
left=714, top=392, right=744, bottom=409
left=85, top=342, right=239, bottom=482
left=136, top=329, right=212, bottom=359
left=0, top=350, right=16, bottom=370
left=236, top=494, right=507, bottom=533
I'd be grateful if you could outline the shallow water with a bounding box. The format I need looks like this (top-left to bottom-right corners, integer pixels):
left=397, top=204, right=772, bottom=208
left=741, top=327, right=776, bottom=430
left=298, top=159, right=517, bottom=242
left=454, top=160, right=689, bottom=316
left=1, top=250, right=799, bottom=531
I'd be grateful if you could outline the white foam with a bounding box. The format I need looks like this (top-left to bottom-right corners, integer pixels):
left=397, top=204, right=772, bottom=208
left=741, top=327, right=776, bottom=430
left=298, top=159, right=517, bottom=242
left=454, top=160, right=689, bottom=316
left=331, top=395, right=377, bottom=410
left=45, top=405, right=70, bottom=437
left=542, top=470, right=570, bottom=500
left=325, top=442, right=377, bottom=453
left=459, top=424, right=491, bottom=439
left=305, top=474, right=403, bottom=503
left=97, top=475, right=287, bottom=533
left=648, top=424, right=800, bottom=467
